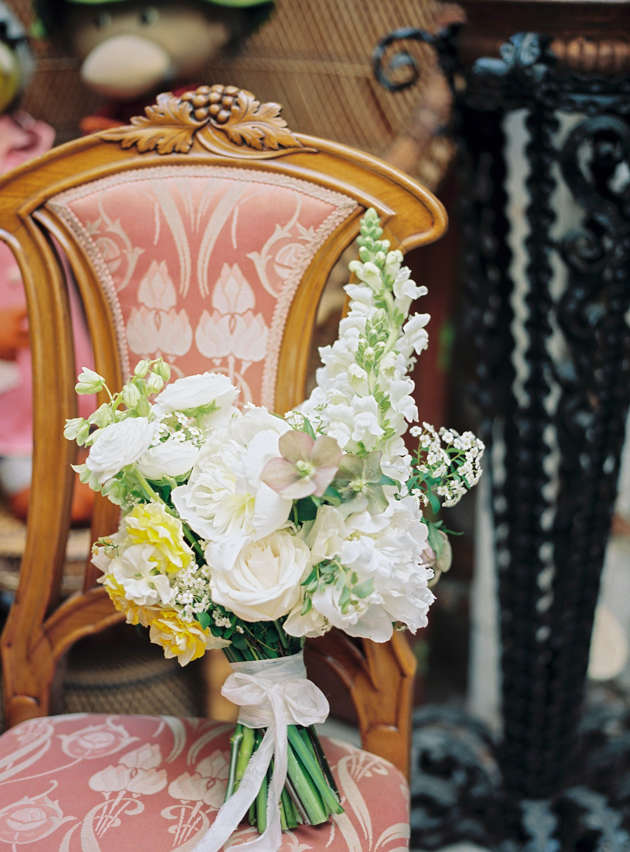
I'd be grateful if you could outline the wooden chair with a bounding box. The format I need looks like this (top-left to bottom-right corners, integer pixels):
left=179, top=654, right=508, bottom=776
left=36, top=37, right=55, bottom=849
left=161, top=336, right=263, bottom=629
left=0, top=86, right=445, bottom=849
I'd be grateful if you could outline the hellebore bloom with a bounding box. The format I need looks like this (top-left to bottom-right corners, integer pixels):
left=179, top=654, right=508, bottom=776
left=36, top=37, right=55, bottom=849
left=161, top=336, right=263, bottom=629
left=261, top=431, right=342, bottom=500
left=334, top=451, right=389, bottom=515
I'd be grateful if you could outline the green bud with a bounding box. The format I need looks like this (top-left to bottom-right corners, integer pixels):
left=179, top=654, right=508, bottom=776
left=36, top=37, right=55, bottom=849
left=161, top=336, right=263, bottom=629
left=64, top=417, right=86, bottom=441
left=76, top=367, right=105, bottom=394
left=153, top=360, right=171, bottom=383
left=101, top=478, right=127, bottom=506
left=122, top=383, right=142, bottom=408
left=92, top=404, right=114, bottom=428
left=134, top=359, right=151, bottom=378
left=145, top=372, right=164, bottom=394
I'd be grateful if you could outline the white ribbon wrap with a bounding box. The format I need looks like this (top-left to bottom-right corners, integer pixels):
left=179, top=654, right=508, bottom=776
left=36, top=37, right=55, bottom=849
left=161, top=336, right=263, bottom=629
left=191, top=651, right=329, bottom=852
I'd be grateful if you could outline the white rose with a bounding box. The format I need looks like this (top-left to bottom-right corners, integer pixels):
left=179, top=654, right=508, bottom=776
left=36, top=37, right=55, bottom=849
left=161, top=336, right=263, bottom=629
left=154, top=373, right=238, bottom=421
left=86, top=417, right=157, bottom=485
left=209, top=531, right=310, bottom=622
left=138, top=439, right=200, bottom=481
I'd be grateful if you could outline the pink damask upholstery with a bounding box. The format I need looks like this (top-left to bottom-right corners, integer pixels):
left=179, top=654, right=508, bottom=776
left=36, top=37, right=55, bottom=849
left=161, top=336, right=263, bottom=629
left=47, top=166, right=357, bottom=408
left=0, top=714, right=409, bottom=851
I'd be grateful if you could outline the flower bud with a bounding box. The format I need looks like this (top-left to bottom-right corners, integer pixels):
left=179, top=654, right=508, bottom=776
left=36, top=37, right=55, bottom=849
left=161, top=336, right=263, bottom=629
left=101, top=478, right=127, bottom=506
left=153, top=360, right=171, bottom=383
left=145, top=372, right=164, bottom=394
left=134, top=359, right=151, bottom=378
left=64, top=417, right=85, bottom=441
left=76, top=367, right=105, bottom=394
left=92, top=404, right=114, bottom=428
left=122, top=383, right=142, bottom=408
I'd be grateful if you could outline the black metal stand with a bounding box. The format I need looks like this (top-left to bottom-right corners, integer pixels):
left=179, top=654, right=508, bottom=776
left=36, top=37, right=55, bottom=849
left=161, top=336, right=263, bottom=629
left=375, top=27, right=630, bottom=852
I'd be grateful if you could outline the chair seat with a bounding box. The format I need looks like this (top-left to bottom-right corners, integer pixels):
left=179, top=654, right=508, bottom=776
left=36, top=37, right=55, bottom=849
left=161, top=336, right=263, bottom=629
left=0, top=714, right=410, bottom=851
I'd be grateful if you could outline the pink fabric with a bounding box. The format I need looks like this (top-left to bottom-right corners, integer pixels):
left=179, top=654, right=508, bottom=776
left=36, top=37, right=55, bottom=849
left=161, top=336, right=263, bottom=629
left=0, top=113, right=95, bottom=458
left=47, top=167, right=357, bottom=409
left=0, top=714, right=410, bottom=851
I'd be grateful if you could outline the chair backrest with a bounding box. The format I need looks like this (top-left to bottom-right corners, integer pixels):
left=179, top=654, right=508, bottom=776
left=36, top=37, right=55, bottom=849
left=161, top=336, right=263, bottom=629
left=0, top=86, right=446, bottom=777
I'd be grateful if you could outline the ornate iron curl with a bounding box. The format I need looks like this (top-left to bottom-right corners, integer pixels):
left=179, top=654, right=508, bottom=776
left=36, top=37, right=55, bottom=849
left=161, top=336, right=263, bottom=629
left=372, top=24, right=461, bottom=93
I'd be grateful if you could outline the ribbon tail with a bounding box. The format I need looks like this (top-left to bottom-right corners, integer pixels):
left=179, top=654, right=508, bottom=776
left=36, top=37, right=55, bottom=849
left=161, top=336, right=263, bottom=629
left=191, top=728, right=275, bottom=852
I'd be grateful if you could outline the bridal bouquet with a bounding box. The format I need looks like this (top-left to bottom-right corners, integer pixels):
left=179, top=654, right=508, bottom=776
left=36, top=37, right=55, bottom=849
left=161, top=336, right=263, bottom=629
left=66, top=209, right=483, bottom=851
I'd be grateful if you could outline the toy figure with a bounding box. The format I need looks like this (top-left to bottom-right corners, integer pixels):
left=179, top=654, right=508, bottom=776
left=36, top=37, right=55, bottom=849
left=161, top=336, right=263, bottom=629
left=35, top=0, right=274, bottom=132
left=0, top=3, right=94, bottom=523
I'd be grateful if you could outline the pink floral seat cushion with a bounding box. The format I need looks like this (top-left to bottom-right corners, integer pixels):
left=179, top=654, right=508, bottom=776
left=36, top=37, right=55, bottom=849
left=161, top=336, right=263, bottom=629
left=0, top=714, right=410, bottom=851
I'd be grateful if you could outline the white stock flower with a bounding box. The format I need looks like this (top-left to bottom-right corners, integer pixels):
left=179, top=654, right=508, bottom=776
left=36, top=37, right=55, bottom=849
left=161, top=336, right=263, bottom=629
left=312, top=584, right=393, bottom=642
left=210, top=531, right=310, bottom=622
left=171, top=408, right=292, bottom=571
left=138, top=438, right=200, bottom=481
left=401, top=313, right=430, bottom=356
left=154, top=372, right=238, bottom=426
left=86, top=417, right=157, bottom=485
left=284, top=600, right=329, bottom=639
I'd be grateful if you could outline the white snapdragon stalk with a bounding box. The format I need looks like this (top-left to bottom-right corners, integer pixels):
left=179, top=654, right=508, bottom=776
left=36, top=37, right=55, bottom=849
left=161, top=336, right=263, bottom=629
left=300, top=208, right=428, bottom=481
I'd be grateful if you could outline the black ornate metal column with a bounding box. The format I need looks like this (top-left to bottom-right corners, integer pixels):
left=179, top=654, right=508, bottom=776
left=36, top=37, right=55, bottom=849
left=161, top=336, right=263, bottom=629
left=375, top=9, right=630, bottom=850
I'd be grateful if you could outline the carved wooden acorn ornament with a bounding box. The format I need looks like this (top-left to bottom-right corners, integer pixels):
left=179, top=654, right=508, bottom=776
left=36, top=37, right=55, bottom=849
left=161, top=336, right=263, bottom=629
left=99, top=84, right=310, bottom=158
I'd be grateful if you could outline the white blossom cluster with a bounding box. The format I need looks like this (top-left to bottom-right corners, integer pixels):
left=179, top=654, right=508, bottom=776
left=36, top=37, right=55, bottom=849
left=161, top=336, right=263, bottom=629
left=300, top=208, right=430, bottom=482
left=410, top=422, right=484, bottom=508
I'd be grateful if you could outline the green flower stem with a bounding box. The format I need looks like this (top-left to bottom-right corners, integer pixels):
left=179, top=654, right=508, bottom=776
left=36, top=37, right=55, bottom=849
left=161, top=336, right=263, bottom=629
left=234, top=725, right=255, bottom=792
left=281, top=786, right=299, bottom=828
left=256, top=763, right=268, bottom=833
left=288, top=726, right=343, bottom=815
left=286, top=733, right=328, bottom=825
left=283, top=771, right=309, bottom=825
left=273, top=620, right=290, bottom=654
left=307, top=726, right=340, bottom=798
left=224, top=724, right=243, bottom=802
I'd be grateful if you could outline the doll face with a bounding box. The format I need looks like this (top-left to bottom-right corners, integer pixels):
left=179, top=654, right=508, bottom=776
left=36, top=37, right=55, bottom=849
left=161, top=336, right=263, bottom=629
left=66, top=0, right=233, bottom=100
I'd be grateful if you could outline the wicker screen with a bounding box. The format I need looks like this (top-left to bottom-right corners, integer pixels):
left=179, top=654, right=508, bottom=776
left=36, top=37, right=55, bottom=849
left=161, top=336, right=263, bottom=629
left=8, top=0, right=441, bottom=152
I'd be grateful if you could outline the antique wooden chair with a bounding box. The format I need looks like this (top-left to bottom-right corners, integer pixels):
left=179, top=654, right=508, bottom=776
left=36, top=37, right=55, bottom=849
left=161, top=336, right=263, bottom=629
left=0, top=86, right=445, bottom=850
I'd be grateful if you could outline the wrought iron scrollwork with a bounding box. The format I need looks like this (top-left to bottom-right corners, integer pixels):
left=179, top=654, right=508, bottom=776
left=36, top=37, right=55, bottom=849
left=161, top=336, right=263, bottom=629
left=375, top=22, right=630, bottom=852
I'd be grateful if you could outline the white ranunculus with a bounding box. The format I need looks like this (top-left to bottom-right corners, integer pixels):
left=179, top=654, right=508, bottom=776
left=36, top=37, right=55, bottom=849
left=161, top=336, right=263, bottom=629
left=86, top=417, right=157, bottom=485
left=153, top=372, right=238, bottom=421
left=210, top=531, right=310, bottom=622
left=108, top=543, right=174, bottom=607
left=138, top=439, right=200, bottom=481
left=172, top=408, right=292, bottom=571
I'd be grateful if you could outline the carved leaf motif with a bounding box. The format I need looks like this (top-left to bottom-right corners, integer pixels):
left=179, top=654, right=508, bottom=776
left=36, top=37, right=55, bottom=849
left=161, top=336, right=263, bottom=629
left=99, top=93, right=204, bottom=154
left=217, top=92, right=303, bottom=151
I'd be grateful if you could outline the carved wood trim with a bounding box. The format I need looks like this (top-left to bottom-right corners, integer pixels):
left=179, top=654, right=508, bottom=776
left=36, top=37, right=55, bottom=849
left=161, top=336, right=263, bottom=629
left=99, top=85, right=315, bottom=159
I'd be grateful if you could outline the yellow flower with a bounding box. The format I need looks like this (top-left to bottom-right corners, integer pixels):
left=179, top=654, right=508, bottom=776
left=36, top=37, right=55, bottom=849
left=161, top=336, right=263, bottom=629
left=149, top=610, right=230, bottom=666
left=124, top=502, right=193, bottom=574
left=102, top=575, right=159, bottom=627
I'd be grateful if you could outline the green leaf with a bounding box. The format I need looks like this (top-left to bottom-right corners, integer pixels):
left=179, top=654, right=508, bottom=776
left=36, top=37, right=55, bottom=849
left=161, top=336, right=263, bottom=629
left=301, top=596, right=313, bottom=616
left=295, top=498, right=318, bottom=523
left=339, top=585, right=351, bottom=608
left=301, top=417, right=316, bottom=439
left=353, top=577, right=375, bottom=598
left=196, top=611, right=211, bottom=630
left=231, top=632, right=247, bottom=650
left=379, top=474, right=398, bottom=487
left=301, top=567, right=317, bottom=588
left=429, top=492, right=441, bottom=514
left=425, top=521, right=444, bottom=558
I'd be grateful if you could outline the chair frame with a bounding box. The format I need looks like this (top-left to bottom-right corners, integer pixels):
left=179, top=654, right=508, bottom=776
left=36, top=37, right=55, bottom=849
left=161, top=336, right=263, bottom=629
left=0, top=87, right=446, bottom=779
